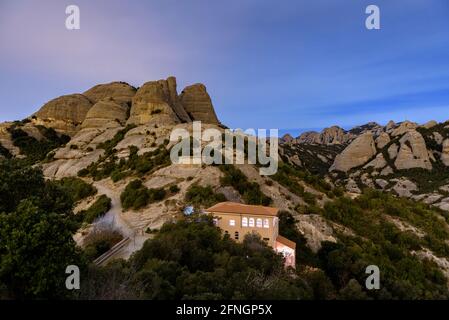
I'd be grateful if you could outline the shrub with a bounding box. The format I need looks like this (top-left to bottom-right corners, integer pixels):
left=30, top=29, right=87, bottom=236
left=84, top=228, right=123, bottom=261
left=185, top=184, right=226, bottom=208
left=79, top=195, right=111, bottom=224
left=169, top=185, right=180, bottom=193
left=219, top=165, right=271, bottom=205
left=55, top=177, right=97, bottom=202
left=121, top=180, right=167, bottom=210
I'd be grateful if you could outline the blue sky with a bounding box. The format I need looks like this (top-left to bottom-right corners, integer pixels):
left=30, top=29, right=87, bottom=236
left=1, top=0, right=449, bottom=134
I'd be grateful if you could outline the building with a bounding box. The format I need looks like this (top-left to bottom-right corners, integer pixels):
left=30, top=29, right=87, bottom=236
left=205, top=202, right=296, bottom=268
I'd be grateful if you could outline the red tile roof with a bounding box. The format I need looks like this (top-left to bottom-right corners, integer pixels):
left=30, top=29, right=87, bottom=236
left=206, top=202, right=279, bottom=217
left=276, top=235, right=296, bottom=249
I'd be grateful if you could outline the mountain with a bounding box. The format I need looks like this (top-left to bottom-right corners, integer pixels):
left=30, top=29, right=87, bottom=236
left=281, top=119, right=449, bottom=212
left=2, top=78, right=449, bottom=299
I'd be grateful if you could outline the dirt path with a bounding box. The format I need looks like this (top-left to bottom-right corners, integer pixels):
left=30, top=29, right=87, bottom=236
left=93, top=180, right=150, bottom=260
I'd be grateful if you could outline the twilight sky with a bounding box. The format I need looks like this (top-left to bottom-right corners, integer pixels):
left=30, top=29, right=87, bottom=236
left=1, top=0, right=449, bottom=134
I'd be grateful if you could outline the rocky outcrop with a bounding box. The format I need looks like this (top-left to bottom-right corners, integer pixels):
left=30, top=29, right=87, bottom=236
left=442, top=139, right=449, bottom=166
left=392, top=178, right=418, bottom=197
left=81, top=98, right=129, bottom=129
left=390, top=120, right=418, bottom=137
left=388, top=143, right=398, bottom=160
left=330, top=133, right=377, bottom=172
left=422, top=120, right=438, bottom=129
left=34, top=94, right=93, bottom=135
left=179, top=84, right=219, bottom=124
left=376, top=132, right=390, bottom=149
left=394, top=130, right=432, bottom=170
left=363, top=153, right=387, bottom=169
left=83, top=82, right=136, bottom=105
left=127, top=80, right=181, bottom=126
left=160, top=77, right=191, bottom=123
left=296, top=131, right=320, bottom=144
left=320, top=126, right=347, bottom=144
left=281, top=134, right=294, bottom=143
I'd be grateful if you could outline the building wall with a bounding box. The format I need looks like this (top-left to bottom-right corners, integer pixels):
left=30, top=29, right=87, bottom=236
left=212, top=212, right=278, bottom=247
left=274, top=242, right=296, bottom=269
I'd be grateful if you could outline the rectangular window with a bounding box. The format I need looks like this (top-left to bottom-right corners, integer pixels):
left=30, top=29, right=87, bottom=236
left=229, top=219, right=235, bottom=226
left=249, top=218, right=255, bottom=227
left=256, top=218, right=262, bottom=228
left=263, top=218, right=269, bottom=228
left=242, top=217, right=248, bottom=227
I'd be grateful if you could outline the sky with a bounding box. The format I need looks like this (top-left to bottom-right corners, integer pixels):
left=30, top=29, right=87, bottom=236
left=1, top=0, right=449, bottom=135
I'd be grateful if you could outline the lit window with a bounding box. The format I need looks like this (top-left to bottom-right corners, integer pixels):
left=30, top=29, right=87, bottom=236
left=229, top=219, right=235, bottom=226
left=235, top=231, right=239, bottom=240
left=256, top=218, right=262, bottom=228
left=249, top=218, right=255, bottom=227
left=242, top=217, right=248, bottom=227
left=263, top=219, right=269, bottom=228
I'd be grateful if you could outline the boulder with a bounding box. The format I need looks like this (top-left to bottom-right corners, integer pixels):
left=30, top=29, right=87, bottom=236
left=346, top=178, right=361, bottom=193
left=380, top=166, right=394, bottom=176
left=34, top=94, right=93, bottom=135
left=390, top=120, right=418, bottom=137
left=385, top=120, right=396, bottom=133
left=363, top=153, right=387, bottom=169
left=329, top=132, right=377, bottom=172
left=392, top=178, right=418, bottom=198
left=433, top=132, right=444, bottom=145
left=388, top=143, right=399, bottom=160
left=127, top=80, right=181, bottom=126
left=160, top=77, right=191, bottom=123
left=83, top=82, right=136, bottom=105
left=394, top=130, right=432, bottom=170
left=375, top=179, right=389, bottom=189
left=376, top=132, right=390, bottom=149
left=81, top=99, right=129, bottom=129
left=441, top=139, right=449, bottom=166
left=179, top=84, right=219, bottom=124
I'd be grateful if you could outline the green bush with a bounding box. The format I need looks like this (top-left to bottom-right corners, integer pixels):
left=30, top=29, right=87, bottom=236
left=169, top=185, right=180, bottom=193
left=79, top=195, right=111, bottom=224
left=121, top=179, right=167, bottom=210
left=55, top=177, right=97, bottom=203
left=219, top=165, right=271, bottom=205
left=185, top=184, right=226, bottom=208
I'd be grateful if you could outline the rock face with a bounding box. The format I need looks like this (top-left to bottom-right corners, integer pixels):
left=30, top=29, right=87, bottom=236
left=441, top=139, right=449, bottom=166
left=282, top=134, right=294, bottom=143
left=320, top=126, right=347, bottom=144
left=179, top=84, right=219, bottom=124
left=127, top=80, right=181, bottom=126
left=34, top=94, right=93, bottom=135
left=376, top=132, right=390, bottom=149
left=83, top=82, right=136, bottom=105
left=391, top=120, right=418, bottom=137
left=364, top=153, right=387, bottom=169
left=388, top=143, right=399, bottom=160
left=161, top=77, right=191, bottom=123
left=330, top=133, right=377, bottom=172
left=394, top=130, right=432, bottom=170
left=81, top=99, right=129, bottom=129
left=296, top=131, right=320, bottom=144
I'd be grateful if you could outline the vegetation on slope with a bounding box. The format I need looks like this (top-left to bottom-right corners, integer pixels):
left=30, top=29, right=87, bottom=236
left=219, top=165, right=271, bottom=205
left=78, top=195, right=112, bottom=224
left=120, top=179, right=166, bottom=210
left=7, top=125, right=70, bottom=164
